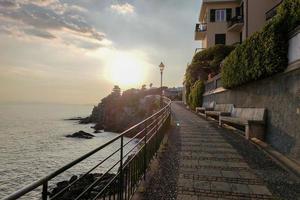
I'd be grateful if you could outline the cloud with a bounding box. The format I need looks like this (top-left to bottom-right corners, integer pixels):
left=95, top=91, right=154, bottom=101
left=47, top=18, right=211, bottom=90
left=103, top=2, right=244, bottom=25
left=110, top=3, right=135, bottom=15
left=0, top=0, right=19, bottom=8
left=23, top=28, right=56, bottom=39
left=0, top=0, right=109, bottom=50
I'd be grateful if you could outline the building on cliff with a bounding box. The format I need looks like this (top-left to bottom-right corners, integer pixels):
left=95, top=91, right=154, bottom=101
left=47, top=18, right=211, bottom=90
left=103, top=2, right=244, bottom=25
left=194, top=0, right=282, bottom=51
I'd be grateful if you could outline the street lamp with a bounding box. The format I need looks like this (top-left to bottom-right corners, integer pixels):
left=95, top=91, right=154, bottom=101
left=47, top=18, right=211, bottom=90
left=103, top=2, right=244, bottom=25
left=159, top=62, right=165, bottom=107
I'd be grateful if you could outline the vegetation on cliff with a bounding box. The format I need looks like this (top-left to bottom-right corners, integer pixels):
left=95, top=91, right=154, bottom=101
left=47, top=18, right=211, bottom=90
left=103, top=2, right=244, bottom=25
left=184, top=45, right=235, bottom=108
left=83, top=85, right=162, bottom=133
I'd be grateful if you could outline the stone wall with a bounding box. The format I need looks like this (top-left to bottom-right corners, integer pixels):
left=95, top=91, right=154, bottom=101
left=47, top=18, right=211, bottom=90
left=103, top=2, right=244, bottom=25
left=203, top=66, right=300, bottom=162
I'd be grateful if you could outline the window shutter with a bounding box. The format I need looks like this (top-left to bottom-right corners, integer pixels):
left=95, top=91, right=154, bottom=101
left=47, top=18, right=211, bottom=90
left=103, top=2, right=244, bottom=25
left=226, top=8, right=232, bottom=21
left=236, top=7, right=241, bottom=16
left=210, top=9, right=215, bottom=22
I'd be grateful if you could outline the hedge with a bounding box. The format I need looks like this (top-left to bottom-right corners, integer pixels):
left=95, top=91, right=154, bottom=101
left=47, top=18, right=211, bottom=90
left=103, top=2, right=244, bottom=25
left=184, top=45, right=235, bottom=107
left=188, top=80, right=205, bottom=110
left=222, top=0, right=300, bottom=88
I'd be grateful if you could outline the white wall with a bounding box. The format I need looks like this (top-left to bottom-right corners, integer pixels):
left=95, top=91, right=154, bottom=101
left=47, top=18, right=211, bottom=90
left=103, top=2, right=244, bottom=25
left=288, top=29, right=300, bottom=64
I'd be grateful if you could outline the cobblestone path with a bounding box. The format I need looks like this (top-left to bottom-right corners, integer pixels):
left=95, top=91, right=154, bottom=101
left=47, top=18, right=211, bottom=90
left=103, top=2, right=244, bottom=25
left=172, top=102, right=275, bottom=200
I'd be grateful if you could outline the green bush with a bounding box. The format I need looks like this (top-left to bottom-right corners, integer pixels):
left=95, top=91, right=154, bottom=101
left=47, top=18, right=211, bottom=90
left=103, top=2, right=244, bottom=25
left=184, top=45, right=235, bottom=107
left=222, top=0, right=300, bottom=88
left=188, top=80, right=205, bottom=110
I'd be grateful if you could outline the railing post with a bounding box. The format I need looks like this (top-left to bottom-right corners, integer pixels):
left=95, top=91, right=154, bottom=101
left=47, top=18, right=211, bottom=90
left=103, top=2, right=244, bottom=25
left=119, top=135, right=124, bottom=200
left=42, top=182, right=48, bottom=200
left=143, top=121, right=147, bottom=180
left=155, top=114, right=160, bottom=156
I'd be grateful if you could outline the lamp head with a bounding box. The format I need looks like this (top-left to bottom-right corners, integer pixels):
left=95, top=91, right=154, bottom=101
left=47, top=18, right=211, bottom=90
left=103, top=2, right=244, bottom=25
left=159, top=62, right=165, bottom=72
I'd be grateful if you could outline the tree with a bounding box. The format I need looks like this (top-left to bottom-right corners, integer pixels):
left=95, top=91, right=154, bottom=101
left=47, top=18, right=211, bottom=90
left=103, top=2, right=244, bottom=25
left=141, top=84, right=147, bottom=90
left=149, top=83, right=153, bottom=88
left=188, top=80, right=205, bottom=110
left=112, top=85, right=121, bottom=97
left=184, top=45, right=235, bottom=107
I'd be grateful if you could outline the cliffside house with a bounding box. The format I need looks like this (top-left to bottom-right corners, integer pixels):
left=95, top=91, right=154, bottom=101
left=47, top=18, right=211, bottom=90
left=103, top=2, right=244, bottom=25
left=194, top=0, right=283, bottom=51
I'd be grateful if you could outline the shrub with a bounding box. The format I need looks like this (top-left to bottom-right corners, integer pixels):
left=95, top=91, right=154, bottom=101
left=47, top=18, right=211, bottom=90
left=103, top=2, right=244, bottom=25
left=184, top=45, right=235, bottom=106
left=188, top=80, right=205, bottom=110
left=222, top=0, right=300, bottom=88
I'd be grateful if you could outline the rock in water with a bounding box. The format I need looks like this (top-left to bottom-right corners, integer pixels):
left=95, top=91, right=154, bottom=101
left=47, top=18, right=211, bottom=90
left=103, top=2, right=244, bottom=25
left=94, top=130, right=103, bottom=133
left=66, top=131, right=95, bottom=139
left=50, top=173, right=116, bottom=200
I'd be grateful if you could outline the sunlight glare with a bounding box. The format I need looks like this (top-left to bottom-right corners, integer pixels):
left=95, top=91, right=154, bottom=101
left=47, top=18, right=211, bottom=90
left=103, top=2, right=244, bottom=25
left=105, top=52, right=146, bottom=87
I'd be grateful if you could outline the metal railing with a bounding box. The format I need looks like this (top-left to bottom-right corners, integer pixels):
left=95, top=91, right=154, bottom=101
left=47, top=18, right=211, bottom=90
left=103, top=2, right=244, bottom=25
left=227, top=15, right=244, bottom=28
left=266, top=0, right=283, bottom=21
left=205, top=73, right=222, bottom=93
left=3, top=98, right=172, bottom=200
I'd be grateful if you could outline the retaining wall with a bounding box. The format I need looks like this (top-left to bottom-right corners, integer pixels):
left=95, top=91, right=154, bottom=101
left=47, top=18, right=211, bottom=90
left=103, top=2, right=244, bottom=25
left=203, top=65, right=300, bottom=162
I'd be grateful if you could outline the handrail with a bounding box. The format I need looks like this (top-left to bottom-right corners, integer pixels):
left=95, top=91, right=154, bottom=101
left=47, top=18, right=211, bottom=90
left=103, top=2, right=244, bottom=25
left=3, top=97, right=172, bottom=200
left=265, top=0, right=283, bottom=20
left=227, top=15, right=244, bottom=28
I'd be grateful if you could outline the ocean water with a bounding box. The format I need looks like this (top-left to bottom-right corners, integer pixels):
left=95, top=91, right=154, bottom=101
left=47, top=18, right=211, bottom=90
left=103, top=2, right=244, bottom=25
left=0, top=103, right=135, bottom=199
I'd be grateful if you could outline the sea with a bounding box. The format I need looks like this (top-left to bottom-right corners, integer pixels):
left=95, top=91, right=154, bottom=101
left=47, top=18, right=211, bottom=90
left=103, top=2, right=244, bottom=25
left=0, top=103, right=135, bottom=199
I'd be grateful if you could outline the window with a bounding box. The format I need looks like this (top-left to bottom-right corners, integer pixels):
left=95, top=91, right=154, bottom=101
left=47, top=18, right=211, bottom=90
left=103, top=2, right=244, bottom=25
left=216, top=9, right=226, bottom=22
left=215, top=34, right=226, bottom=45
left=210, top=9, right=229, bottom=22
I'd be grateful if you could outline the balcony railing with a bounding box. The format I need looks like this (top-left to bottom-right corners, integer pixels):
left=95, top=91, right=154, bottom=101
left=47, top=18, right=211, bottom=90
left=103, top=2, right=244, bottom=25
left=227, top=15, right=244, bottom=29
left=195, top=23, right=207, bottom=32
left=3, top=98, right=172, bottom=200
left=194, top=47, right=205, bottom=54
left=205, top=74, right=222, bottom=93
left=266, top=0, right=283, bottom=20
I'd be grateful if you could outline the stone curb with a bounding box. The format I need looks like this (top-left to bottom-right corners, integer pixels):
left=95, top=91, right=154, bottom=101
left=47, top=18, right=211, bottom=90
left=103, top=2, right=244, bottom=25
left=251, top=138, right=300, bottom=179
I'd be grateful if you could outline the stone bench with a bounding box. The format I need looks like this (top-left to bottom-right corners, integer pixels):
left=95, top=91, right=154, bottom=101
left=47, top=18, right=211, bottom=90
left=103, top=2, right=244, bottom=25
left=205, top=104, right=234, bottom=119
left=196, top=101, right=215, bottom=114
left=219, top=107, right=267, bottom=141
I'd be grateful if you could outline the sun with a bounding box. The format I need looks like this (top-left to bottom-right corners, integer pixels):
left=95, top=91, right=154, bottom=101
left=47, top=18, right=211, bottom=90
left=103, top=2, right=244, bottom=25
left=105, top=52, right=146, bottom=87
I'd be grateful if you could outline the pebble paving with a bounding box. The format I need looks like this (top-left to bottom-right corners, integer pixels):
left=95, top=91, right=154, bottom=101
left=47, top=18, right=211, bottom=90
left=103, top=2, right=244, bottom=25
left=142, top=102, right=300, bottom=200
left=172, top=103, right=275, bottom=200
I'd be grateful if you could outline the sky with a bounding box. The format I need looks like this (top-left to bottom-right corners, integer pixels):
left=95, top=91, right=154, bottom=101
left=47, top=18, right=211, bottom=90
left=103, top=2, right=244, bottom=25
left=0, top=0, right=202, bottom=104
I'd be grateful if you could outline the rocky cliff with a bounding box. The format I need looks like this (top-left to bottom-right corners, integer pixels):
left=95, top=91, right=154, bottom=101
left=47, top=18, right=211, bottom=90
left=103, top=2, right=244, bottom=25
left=81, top=86, right=164, bottom=134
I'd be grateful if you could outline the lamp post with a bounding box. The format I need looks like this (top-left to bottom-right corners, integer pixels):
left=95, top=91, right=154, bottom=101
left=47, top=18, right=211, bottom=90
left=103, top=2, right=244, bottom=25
left=159, top=62, right=165, bottom=108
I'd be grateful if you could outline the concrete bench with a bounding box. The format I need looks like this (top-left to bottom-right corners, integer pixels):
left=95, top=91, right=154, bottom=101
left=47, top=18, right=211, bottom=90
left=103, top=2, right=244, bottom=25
left=205, top=104, right=234, bottom=119
left=219, top=108, right=267, bottom=141
left=196, top=101, right=215, bottom=114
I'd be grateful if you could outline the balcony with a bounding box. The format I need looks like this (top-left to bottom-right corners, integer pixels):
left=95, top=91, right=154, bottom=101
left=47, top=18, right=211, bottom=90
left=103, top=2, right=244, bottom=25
left=227, top=15, right=244, bottom=32
left=195, top=23, right=207, bottom=40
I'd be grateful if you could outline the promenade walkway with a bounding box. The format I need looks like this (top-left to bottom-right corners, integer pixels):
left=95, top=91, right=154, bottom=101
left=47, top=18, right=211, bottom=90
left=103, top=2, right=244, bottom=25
left=173, top=102, right=274, bottom=200
left=141, top=101, right=299, bottom=200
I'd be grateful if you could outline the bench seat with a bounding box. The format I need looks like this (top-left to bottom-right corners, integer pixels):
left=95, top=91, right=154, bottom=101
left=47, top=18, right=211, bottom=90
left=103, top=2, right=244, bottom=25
left=196, top=107, right=213, bottom=112
left=205, top=111, right=231, bottom=117
left=196, top=101, right=215, bottom=114
left=205, top=104, right=234, bottom=119
left=219, top=108, right=267, bottom=141
left=220, top=116, right=248, bottom=125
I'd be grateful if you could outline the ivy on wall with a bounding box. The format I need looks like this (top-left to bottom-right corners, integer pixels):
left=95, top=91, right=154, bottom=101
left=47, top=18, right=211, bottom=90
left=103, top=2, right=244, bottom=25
left=188, top=80, right=205, bottom=110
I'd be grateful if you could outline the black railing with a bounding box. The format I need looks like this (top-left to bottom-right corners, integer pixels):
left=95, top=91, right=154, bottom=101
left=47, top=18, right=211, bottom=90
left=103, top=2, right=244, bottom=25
left=3, top=98, right=172, bottom=200
left=227, top=15, right=244, bottom=28
left=195, top=23, right=207, bottom=32
left=204, top=74, right=222, bottom=93
left=266, top=0, right=283, bottom=20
